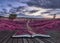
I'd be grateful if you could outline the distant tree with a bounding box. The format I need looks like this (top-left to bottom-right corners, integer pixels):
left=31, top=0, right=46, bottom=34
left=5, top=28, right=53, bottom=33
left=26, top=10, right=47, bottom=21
left=53, top=14, right=56, bottom=19
left=9, top=14, right=17, bottom=20
left=41, top=9, right=60, bottom=19
left=50, top=14, right=56, bottom=19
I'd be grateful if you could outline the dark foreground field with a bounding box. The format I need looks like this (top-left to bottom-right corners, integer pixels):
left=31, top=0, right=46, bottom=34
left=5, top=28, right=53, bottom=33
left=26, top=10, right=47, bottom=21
left=0, top=30, right=60, bottom=43
left=47, top=30, right=60, bottom=43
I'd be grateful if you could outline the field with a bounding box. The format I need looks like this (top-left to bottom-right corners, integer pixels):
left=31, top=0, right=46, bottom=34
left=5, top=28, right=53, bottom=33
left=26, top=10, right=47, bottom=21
left=0, top=18, right=60, bottom=33
left=0, top=18, right=60, bottom=43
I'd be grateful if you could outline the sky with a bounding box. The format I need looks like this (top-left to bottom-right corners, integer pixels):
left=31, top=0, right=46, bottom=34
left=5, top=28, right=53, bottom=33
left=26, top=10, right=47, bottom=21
left=0, top=0, right=60, bottom=18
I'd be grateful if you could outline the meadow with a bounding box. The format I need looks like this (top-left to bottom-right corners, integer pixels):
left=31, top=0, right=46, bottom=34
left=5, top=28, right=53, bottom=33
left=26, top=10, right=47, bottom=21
left=0, top=18, right=60, bottom=35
